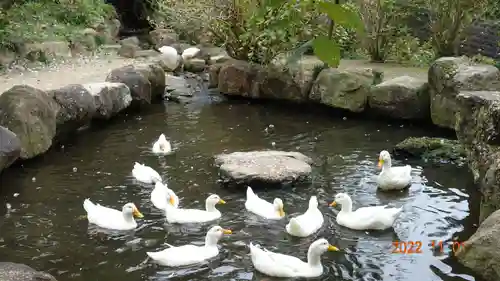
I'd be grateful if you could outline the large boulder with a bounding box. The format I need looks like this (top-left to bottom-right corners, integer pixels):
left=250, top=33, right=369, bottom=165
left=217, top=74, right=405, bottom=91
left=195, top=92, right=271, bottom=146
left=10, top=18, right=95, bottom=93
left=455, top=209, right=500, bottom=281
left=49, top=84, right=96, bottom=139
left=272, top=55, right=325, bottom=98
left=217, top=60, right=305, bottom=102
left=0, top=262, right=57, bottom=281
left=214, top=150, right=313, bottom=186
left=369, top=75, right=430, bottom=120
left=82, top=82, right=132, bottom=119
left=0, top=85, right=59, bottom=159
left=310, top=68, right=377, bottom=112
left=133, top=62, right=166, bottom=101
left=184, top=58, right=207, bottom=73
left=428, top=56, right=500, bottom=129
left=0, top=126, right=21, bottom=172
left=105, top=65, right=152, bottom=108
left=455, top=90, right=500, bottom=221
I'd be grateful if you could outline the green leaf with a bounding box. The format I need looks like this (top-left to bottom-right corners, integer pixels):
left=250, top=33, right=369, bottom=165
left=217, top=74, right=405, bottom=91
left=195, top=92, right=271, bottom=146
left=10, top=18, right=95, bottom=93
left=312, top=35, right=341, bottom=67
left=318, top=2, right=364, bottom=35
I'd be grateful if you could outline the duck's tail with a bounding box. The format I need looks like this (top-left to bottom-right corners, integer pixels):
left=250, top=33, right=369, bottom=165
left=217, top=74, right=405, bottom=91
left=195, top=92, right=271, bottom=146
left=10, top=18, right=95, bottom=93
left=246, top=186, right=256, bottom=199
left=391, top=207, right=404, bottom=220
left=159, top=133, right=167, bottom=142
left=286, top=217, right=302, bottom=235
left=83, top=198, right=94, bottom=213
left=146, top=251, right=160, bottom=260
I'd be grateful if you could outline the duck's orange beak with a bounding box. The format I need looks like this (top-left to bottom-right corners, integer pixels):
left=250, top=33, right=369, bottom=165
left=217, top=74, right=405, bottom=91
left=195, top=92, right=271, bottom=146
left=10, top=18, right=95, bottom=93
left=377, top=159, right=383, bottom=169
left=133, top=207, right=144, bottom=218
left=169, top=196, right=176, bottom=206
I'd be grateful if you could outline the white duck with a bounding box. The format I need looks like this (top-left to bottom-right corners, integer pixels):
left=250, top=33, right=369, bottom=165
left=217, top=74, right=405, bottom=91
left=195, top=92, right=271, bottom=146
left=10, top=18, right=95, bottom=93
left=376, top=150, right=412, bottom=190
left=152, top=134, right=172, bottom=154
left=244, top=186, right=285, bottom=220
left=83, top=199, right=144, bottom=230
left=329, top=193, right=402, bottom=231
left=151, top=182, right=179, bottom=211
left=132, top=162, right=162, bottom=184
left=181, top=47, right=201, bottom=61
left=164, top=194, right=226, bottom=224
left=249, top=238, right=339, bottom=278
left=158, top=46, right=181, bottom=71
left=285, top=196, right=324, bottom=237
left=147, top=225, right=232, bottom=267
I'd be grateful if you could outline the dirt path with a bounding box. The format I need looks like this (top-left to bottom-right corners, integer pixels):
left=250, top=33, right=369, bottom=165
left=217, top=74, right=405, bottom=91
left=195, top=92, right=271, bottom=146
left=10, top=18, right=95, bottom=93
left=0, top=54, right=139, bottom=94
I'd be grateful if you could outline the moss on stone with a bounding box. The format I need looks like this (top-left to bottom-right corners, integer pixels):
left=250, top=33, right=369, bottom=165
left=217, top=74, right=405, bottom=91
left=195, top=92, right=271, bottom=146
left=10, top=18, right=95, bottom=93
left=393, top=136, right=466, bottom=164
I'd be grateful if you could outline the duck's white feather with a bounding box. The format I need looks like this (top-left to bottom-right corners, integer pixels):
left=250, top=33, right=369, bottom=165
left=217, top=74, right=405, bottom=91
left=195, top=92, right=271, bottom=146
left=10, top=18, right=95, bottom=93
left=83, top=199, right=137, bottom=230
left=151, top=182, right=179, bottom=211
left=334, top=193, right=402, bottom=231
left=337, top=205, right=402, bottom=230
left=286, top=196, right=323, bottom=237
left=377, top=151, right=412, bottom=190
left=181, top=47, right=201, bottom=60
left=245, top=187, right=282, bottom=220
left=132, top=162, right=162, bottom=184
left=249, top=242, right=325, bottom=278
left=165, top=208, right=220, bottom=224
left=158, top=46, right=181, bottom=70
left=152, top=134, right=172, bottom=154
left=147, top=244, right=217, bottom=267
left=147, top=225, right=228, bottom=267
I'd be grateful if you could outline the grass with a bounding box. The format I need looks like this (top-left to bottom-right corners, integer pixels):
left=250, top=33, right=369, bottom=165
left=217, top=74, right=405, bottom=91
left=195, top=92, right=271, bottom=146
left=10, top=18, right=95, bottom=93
left=0, top=0, right=115, bottom=50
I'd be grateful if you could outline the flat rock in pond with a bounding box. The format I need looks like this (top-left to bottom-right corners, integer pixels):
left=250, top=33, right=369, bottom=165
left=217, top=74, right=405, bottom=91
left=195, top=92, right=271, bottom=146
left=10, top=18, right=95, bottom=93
left=214, top=151, right=313, bottom=186
left=0, top=262, right=57, bottom=281
left=393, top=136, right=466, bottom=164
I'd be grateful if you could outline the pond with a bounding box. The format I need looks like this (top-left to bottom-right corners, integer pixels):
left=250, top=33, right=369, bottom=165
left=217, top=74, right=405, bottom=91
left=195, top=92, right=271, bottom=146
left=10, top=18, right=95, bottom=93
left=0, top=90, right=482, bottom=281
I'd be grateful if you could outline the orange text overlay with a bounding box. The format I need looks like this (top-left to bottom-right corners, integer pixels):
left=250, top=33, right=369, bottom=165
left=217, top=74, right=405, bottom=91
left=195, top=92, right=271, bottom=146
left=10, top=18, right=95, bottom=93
left=392, top=240, right=465, bottom=254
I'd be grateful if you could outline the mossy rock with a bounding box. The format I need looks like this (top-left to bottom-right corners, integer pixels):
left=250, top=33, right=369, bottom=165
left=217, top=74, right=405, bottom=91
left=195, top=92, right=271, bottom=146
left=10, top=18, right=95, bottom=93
left=393, top=136, right=466, bottom=164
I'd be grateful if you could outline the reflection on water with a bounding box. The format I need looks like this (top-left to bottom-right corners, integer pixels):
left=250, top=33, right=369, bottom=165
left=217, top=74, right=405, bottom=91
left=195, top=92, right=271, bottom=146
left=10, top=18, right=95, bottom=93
left=0, top=97, right=482, bottom=281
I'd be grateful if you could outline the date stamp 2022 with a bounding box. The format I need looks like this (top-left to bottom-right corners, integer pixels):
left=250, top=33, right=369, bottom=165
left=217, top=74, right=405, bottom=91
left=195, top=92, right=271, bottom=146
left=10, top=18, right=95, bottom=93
left=392, top=240, right=465, bottom=254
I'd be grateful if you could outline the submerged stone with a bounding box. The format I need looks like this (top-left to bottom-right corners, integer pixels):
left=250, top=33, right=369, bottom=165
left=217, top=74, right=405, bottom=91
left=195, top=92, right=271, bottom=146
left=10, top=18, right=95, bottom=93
left=393, top=136, right=466, bottom=164
left=214, top=150, right=313, bottom=186
left=0, top=262, right=57, bottom=281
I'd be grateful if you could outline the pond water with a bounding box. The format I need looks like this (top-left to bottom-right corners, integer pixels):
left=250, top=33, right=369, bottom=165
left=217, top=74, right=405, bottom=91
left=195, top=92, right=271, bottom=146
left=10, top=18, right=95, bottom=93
left=0, top=89, right=482, bottom=281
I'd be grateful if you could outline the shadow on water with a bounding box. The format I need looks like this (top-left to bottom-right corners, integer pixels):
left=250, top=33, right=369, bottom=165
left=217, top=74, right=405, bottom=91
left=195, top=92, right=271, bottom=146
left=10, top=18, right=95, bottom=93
left=0, top=92, right=483, bottom=281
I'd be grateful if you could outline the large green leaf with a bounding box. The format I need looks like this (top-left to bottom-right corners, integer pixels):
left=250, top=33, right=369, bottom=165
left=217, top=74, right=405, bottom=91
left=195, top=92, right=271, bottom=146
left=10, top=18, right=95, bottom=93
left=319, top=2, right=364, bottom=35
left=312, top=35, right=341, bottom=67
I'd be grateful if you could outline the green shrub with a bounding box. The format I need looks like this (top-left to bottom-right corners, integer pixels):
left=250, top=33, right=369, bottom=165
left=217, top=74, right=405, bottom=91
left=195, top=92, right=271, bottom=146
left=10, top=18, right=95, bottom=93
left=356, top=0, right=408, bottom=63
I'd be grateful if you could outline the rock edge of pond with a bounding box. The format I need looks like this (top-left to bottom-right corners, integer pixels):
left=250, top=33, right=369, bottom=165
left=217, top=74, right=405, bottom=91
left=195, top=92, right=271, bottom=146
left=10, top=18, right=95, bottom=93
left=2, top=52, right=500, bottom=281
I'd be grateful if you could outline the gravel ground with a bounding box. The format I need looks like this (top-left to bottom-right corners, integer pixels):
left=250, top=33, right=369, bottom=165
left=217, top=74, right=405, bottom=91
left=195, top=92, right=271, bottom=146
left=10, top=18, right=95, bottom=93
left=0, top=53, right=141, bottom=94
